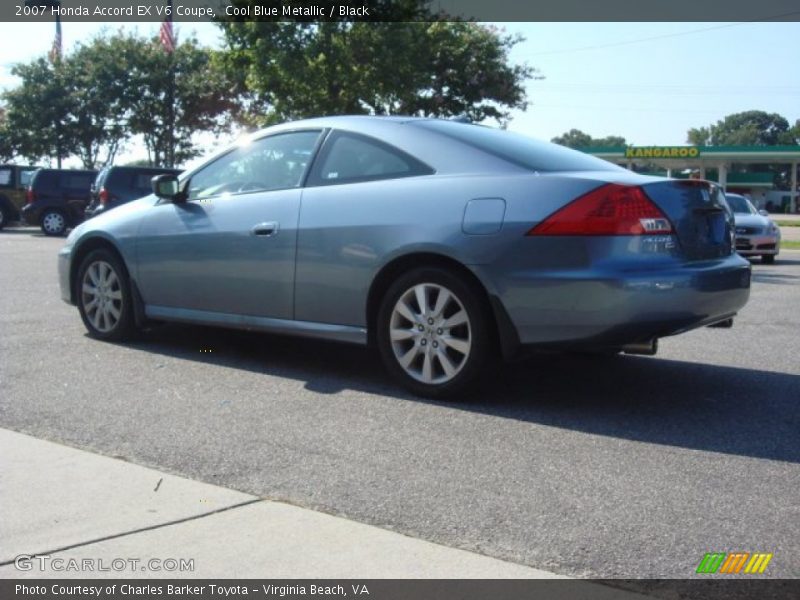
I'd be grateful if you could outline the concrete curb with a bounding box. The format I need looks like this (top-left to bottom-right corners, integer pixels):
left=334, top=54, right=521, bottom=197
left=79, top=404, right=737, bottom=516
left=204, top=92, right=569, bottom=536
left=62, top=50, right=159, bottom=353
left=0, top=429, right=569, bottom=579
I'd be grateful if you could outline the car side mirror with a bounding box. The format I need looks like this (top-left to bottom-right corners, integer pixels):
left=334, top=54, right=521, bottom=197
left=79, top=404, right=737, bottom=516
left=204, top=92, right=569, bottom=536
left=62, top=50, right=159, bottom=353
left=152, top=174, right=184, bottom=203
left=758, top=209, right=769, bottom=217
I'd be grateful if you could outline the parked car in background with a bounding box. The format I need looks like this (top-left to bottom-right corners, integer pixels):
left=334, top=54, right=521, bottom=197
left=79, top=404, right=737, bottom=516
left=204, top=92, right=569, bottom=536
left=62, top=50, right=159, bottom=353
left=86, top=166, right=183, bottom=219
left=726, top=193, right=781, bottom=264
left=22, top=169, right=97, bottom=236
left=58, top=116, right=751, bottom=398
left=0, top=164, right=42, bottom=230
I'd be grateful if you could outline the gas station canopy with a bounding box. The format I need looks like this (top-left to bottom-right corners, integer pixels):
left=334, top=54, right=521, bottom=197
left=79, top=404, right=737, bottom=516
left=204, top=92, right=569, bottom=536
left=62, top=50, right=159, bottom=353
left=580, top=145, right=800, bottom=212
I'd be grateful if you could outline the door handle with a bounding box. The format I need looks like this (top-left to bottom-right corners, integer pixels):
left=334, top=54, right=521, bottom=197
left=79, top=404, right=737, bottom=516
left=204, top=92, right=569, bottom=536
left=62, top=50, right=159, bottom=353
left=251, top=221, right=279, bottom=237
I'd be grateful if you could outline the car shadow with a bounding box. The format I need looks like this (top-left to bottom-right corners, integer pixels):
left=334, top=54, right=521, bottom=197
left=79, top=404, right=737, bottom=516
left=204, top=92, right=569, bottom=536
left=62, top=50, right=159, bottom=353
left=747, top=256, right=800, bottom=266
left=751, top=270, right=800, bottom=285
left=0, top=226, right=42, bottom=235
left=111, top=322, right=800, bottom=465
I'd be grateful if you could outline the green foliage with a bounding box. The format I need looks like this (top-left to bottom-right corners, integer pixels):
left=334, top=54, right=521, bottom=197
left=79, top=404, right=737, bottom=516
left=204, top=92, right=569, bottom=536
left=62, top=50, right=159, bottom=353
left=1, top=58, right=72, bottom=166
left=686, top=126, right=710, bottom=146
left=217, top=18, right=536, bottom=127
left=687, top=111, right=796, bottom=146
left=551, top=129, right=627, bottom=149
left=1, top=31, right=236, bottom=168
left=789, top=119, right=800, bottom=146
left=0, top=105, right=10, bottom=160
left=122, top=35, right=237, bottom=167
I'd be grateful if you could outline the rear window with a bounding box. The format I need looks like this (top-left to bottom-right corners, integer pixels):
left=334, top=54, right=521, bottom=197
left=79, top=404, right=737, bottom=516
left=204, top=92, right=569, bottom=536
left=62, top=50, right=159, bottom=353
left=412, top=120, right=623, bottom=173
left=61, top=173, right=94, bottom=190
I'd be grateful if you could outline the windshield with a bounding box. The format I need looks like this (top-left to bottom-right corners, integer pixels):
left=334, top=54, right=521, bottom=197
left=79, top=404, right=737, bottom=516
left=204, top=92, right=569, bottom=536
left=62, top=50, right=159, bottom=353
left=725, top=195, right=757, bottom=214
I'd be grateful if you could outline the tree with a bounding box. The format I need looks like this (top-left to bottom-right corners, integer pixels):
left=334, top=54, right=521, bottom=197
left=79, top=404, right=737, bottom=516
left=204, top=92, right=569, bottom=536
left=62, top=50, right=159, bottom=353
left=788, top=119, right=800, bottom=146
left=0, top=105, right=10, bottom=160
left=124, top=35, right=238, bottom=167
left=217, top=17, right=536, bottom=127
left=1, top=31, right=237, bottom=169
left=1, top=58, right=73, bottom=167
left=60, top=34, right=138, bottom=168
left=686, top=126, right=710, bottom=146
left=686, top=111, right=795, bottom=146
left=551, top=129, right=626, bottom=148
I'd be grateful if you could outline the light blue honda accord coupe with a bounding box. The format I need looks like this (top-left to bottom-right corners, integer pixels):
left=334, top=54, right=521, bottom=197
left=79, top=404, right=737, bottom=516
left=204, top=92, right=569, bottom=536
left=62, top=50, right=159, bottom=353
left=59, top=116, right=751, bottom=398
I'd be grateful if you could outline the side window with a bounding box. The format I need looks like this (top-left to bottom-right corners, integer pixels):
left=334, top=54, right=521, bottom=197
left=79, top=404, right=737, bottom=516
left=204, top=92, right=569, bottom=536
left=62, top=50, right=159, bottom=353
left=64, top=174, right=93, bottom=190
left=0, top=168, right=12, bottom=188
left=18, top=170, right=37, bottom=188
left=35, top=171, right=57, bottom=190
left=134, top=173, right=155, bottom=193
left=311, top=132, right=433, bottom=185
left=187, top=130, right=322, bottom=201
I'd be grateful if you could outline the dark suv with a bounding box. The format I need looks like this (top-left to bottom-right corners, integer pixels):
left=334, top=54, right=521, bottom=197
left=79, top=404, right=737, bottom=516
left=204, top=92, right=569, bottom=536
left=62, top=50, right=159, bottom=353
left=0, top=164, right=42, bottom=230
left=86, top=166, right=182, bottom=219
left=22, top=169, right=97, bottom=236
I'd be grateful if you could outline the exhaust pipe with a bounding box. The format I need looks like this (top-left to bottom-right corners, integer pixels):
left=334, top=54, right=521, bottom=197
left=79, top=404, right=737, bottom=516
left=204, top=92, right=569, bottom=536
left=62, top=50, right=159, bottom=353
left=622, top=338, right=658, bottom=356
left=707, top=317, right=734, bottom=329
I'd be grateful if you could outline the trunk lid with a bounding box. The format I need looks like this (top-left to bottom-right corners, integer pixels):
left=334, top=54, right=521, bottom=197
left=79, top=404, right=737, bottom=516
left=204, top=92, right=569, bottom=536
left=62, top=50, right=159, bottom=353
left=641, top=180, right=734, bottom=260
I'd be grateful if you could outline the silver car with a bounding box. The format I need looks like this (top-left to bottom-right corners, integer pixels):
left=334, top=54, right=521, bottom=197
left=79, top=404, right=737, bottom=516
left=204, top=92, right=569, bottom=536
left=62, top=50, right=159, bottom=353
left=726, top=193, right=781, bottom=264
left=58, top=117, right=751, bottom=398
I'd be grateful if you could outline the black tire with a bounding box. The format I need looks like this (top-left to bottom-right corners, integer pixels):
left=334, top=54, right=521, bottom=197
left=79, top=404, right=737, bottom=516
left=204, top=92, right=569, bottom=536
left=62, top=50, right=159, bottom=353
left=761, top=254, right=775, bottom=264
left=40, top=209, right=67, bottom=236
left=0, top=203, right=9, bottom=231
left=376, top=266, right=494, bottom=399
left=76, top=248, right=137, bottom=341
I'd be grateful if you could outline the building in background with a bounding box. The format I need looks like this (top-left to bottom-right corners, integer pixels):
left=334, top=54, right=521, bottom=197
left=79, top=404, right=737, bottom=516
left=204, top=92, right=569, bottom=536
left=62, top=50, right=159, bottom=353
left=581, top=145, right=800, bottom=213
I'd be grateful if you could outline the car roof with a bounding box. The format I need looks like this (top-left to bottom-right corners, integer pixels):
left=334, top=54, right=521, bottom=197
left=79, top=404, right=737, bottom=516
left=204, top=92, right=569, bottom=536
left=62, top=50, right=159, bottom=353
left=249, top=115, right=428, bottom=138
left=36, top=168, right=97, bottom=174
left=106, top=166, right=182, bottom=172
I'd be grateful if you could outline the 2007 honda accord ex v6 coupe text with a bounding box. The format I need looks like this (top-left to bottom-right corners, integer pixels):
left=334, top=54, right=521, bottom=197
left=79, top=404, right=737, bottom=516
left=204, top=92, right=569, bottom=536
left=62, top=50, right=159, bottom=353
left=58, top=117, right=751, bottom=398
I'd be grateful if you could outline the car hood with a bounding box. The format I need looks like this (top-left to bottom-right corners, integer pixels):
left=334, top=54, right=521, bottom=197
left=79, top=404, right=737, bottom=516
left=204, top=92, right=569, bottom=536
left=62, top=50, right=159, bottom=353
left=733, top=214, right=770, bottom=228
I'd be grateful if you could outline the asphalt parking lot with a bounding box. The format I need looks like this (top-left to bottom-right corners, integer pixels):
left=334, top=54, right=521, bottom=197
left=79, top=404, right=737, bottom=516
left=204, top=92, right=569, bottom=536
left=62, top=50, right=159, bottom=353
left=1, top=228, right=798, bottom=579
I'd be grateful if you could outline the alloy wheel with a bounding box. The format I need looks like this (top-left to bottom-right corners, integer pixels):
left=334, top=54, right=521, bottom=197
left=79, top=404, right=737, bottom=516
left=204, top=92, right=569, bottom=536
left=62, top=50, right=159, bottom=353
left=389, top=283, right=472, bottom=384
left=81, top=260, right=123, bottom=333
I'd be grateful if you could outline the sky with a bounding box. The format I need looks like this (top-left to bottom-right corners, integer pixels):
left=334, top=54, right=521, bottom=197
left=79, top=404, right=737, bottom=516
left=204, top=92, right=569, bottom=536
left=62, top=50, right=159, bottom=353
left=1, top=20, right=798, bottom=167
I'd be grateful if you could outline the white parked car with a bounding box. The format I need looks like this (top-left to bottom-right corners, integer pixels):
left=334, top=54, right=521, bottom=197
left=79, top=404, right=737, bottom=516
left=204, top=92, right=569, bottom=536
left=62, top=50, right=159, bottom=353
left=726, top=193, right=781, bottom=264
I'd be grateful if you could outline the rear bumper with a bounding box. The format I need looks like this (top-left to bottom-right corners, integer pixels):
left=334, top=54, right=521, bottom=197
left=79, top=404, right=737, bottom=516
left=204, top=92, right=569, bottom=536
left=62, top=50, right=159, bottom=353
left=481, top=253, right=751, bottom=349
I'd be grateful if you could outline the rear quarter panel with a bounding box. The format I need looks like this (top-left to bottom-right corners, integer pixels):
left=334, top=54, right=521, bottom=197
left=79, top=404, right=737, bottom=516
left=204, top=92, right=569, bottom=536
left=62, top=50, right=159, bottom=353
left=293, top=173, right=611, bottom=327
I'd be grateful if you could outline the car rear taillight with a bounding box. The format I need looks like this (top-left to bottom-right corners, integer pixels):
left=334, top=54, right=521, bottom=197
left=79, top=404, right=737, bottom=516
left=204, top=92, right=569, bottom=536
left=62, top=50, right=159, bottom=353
left=25, top=188, right=35, bottom=204
left=99, top=188, right=110, bottom=205
left=528, top=183, right=673, bottom=236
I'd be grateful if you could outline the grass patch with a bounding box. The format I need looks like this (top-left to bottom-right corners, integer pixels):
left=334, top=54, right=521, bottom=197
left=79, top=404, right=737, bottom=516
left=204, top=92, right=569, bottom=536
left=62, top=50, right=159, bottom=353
left=775, top=220, right=800, bottom=227
left=781, top=240, right=800, bottom=250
